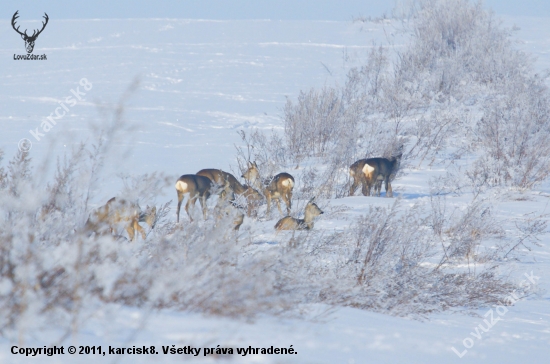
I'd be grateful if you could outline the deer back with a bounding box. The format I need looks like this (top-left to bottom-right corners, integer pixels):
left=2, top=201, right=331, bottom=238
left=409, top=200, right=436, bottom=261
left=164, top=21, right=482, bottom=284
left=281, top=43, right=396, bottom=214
left=365, top=156, right=400, bottom=180
left=202, top=169, right=247, bottom=195
left=242, top=185, right=263, bottom=203
left=267, top=173, right=295, bottom=194
left=85, top=197, right=152, bottom=236
left=175, top=174, right=212, bottom=197
left=275, top=216, right=304, bottom=230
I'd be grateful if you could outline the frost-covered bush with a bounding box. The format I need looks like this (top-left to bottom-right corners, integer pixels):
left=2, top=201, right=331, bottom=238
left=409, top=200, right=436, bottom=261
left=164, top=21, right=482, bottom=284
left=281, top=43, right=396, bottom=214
left=283, top=199, right=517, bottom=316
left=245, top=0, right=550, bottom=194
left=0, top=100, right=295, bottom=339
left=0, top=149, right=531, bottom=339
left=401, top=0, right=550, bottom=188
left=0, top=147, right=293, bottom=339
left=474, top=75, right=550, bottom=188
left=397, top=0, right=530, bottom=99
left=283, top=87, right=347, bottom=161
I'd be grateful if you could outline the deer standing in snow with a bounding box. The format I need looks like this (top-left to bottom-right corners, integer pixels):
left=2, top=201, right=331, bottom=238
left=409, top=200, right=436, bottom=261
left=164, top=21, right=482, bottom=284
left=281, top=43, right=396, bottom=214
left=349, top=154, right=402, bottom=197
left=196, top=168, right=263, bottom=217
left=241, top=161, right=294, bottom=218
left=175, top=174, right=213, bottom=223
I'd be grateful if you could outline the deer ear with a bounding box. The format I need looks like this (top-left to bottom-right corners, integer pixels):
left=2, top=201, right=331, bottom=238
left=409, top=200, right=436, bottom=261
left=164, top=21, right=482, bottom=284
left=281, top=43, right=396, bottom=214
left=247, top=161, right=253, bottom=168
left=253, top=161, right=258, bottom=168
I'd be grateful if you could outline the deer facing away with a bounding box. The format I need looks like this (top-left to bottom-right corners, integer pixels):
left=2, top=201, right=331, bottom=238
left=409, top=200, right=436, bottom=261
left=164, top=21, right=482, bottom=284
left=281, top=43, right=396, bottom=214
left=175, top=174, right=213, bottom=223
left=241, top=161, right=294, bottom=217
left=85, top=197, right=156, bottom=241
left=349, top=154, right=402, bottom=197
left=275, top=198, right=324, bottom=230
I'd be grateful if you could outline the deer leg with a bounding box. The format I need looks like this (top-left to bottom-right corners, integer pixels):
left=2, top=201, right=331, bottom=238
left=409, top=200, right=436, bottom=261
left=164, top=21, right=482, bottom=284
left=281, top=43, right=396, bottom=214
left=135, top=220, right=146, bottom=239
left=251, top=197, right=260, bottom=218
left=350, top=176, right=359, bottom=196
left=186, top=196, right=197, bottom=222
left=275, top=197, right=283, bottom=216
left=266, top=193, right=272, bottom=218
left=125, top=223, right=135, bottom=241
left=247, top=201, right=253, bottom=217
left=284, top=190, right=292, bottom=215
left=386, top=177, right=393, bottom=198
left=361, top=178, right=371, bottom=196
left=176, top=190, right=184, bottom=223
left=199, top=195, right=208, bottom=220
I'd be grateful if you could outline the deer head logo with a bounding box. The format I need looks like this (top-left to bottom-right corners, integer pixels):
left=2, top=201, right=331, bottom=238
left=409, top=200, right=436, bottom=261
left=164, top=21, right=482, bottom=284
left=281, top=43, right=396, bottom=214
left=12, top=11, right=49, bottom=54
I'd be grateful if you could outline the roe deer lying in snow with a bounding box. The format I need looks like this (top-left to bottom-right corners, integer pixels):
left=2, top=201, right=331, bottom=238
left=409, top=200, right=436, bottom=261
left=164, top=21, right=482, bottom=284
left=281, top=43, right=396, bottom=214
left=241, top=161, right=294, bottom=217
left=275, top=198, right=323, bottom=231
left=196, top=168, right=263, bottom=217
left=85, top=197, right=156, bottom=241
left=349, top=154, right=402, bottom=197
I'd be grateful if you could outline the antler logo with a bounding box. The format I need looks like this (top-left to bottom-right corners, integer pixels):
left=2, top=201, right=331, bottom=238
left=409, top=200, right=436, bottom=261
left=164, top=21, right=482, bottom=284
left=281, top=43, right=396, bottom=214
left=12, top=11, right=49, bottom=54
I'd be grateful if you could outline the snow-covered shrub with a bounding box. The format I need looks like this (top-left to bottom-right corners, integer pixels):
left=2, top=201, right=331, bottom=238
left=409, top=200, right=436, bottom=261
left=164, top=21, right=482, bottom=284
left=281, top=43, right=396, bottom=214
left=474, top=75, right=550, bottom=188
left=399, top=0, right=529, bottom=98
left=284, top=199, right=516, bottom=316
left=0, top=101, right=295, bottom=338
left=243, top=47, right=404, bottom=198
left=283, top=87, right=348, bottom=162
left=0, top=140, right=533, bottom=341
left=401, top=0, right=550, bottom=188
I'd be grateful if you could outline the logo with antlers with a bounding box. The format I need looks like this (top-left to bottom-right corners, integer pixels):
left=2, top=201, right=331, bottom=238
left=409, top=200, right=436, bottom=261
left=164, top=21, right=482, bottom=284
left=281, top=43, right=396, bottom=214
left=12, top=11, right=49, bottom=54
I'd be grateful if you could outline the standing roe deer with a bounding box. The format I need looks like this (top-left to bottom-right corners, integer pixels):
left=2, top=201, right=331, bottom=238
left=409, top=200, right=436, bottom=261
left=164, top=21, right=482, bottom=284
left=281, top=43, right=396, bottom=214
left=196, top=168, right=263, bottom=216
left=241, top=161, right=294, bottom=217
left=85, top=197, right=156, bottom=241
left=175, top=174, right=212, bottom=223
left=275, top=198, right=323, bottom=230
left=349, top=154, right=402, bottom=197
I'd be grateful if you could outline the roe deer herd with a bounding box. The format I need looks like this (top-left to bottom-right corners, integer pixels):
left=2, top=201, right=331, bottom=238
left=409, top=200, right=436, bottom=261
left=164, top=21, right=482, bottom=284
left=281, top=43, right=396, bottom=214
left=86, top=150, right=402, bottom=241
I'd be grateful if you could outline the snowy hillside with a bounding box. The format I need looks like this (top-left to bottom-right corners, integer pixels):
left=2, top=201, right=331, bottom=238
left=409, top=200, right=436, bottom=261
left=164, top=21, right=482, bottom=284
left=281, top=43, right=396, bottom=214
left=1, top=1, right=550, bottom=363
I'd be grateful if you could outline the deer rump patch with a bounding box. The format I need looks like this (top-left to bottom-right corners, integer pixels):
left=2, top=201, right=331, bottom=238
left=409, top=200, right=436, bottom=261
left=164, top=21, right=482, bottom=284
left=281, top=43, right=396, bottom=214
left=362, top=163, right=376, bottom=180
left=175, top=180, right=188, bottom=192
left=281, top=178, right=294, bottom=188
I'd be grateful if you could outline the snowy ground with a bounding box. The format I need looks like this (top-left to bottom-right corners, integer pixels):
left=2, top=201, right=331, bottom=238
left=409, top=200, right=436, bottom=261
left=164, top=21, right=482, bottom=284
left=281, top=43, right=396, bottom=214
left=0, top=16, right=549, bottom=363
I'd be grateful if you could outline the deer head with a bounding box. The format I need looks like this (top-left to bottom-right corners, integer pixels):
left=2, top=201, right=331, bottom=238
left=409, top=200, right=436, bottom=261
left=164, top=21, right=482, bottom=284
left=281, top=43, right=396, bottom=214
left=12, top=11, right=49, bottom=54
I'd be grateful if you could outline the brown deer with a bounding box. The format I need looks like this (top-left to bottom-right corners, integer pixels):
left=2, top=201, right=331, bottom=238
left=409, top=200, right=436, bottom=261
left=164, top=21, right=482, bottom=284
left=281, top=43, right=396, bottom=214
left=275, top=198, right=323, bottom=230
left=175, top=174, right=213, bottom=223
left=85, top=197, right=156, bottom=241
left=241, top=161, right=294, bottom=217
left=196, top=168, right=263, bottom=216
left=349, top=154, right=402, bottom=197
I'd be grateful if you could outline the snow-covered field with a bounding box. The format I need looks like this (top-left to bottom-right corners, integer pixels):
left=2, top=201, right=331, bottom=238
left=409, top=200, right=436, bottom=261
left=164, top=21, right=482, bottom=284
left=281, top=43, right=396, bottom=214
left=1, top=9, right=550, bottom=364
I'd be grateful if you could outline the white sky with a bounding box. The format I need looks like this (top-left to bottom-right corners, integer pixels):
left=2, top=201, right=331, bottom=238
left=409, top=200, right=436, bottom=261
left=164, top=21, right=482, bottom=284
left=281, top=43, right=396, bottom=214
left=0, top=0, right=549, bottom=20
